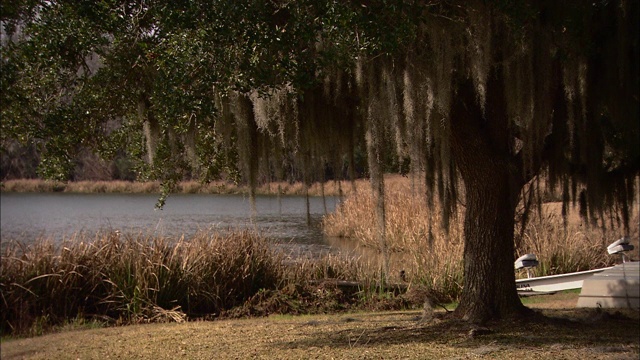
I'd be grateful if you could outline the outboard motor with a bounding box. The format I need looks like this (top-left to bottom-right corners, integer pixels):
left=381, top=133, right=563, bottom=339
left=607, top=236, right=634, bottom=263
left=515, top=253, right=539, bottom=279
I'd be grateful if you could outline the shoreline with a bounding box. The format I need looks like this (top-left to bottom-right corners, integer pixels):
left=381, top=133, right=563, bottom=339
left=0, top=178, right=369, bottom=197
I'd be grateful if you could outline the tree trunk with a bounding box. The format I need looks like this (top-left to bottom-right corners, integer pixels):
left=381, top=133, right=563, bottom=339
left=450, top=77, right=531, bottom=323
left=454, top=162, right=527, bottom=323
left=139, top=95, right=159, bottom=166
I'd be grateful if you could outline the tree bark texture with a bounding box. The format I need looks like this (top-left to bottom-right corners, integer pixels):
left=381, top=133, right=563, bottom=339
left=450, top=75, right=530, bottom=323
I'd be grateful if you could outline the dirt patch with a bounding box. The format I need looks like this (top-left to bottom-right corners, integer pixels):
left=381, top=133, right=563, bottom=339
left=2, top=292, right=638, bottom=360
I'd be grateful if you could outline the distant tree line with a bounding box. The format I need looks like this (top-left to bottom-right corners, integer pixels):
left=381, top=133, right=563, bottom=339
left=1, top=138, right=409, bottom=182
left=1, top=140, right=132, bottom=180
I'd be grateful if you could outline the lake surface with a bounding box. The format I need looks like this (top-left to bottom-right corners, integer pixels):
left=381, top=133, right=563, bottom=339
left=0, top=193, right=343, bottom=258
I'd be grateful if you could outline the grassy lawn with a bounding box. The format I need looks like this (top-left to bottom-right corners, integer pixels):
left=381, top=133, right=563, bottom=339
left=2, top=291, right=638, bottom=360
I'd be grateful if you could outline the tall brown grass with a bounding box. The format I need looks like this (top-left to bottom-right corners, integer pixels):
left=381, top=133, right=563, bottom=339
left=1, top=180, right=160, bottom=193
left=517, top=202, right=639, bottom=276
left=3, top=175, right=637, bottom=336
left=0, top=231, right=284, bottom=334
left=323, top=174, right=639, bottom=301
left=1, top=179, right=369, bottom=196
left=0, top=230, right=409, bottom=336
left=324, top=175, right=465, bottom=301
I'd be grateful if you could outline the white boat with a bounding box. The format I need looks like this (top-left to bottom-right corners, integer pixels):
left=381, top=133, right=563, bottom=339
left=577, top=261, right=640, bottom=309
left=514, top=237, right=636, bottom=295
left=516, top=266, right=613, bottom=293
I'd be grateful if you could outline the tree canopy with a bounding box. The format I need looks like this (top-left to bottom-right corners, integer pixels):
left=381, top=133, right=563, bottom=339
left=2, top=0, right=638, bottom=323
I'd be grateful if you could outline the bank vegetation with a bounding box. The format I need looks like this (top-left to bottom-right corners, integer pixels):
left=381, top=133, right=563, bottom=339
left=2, top=176, right=637, bottom=337
left=0, top=178, right=366, bottom=197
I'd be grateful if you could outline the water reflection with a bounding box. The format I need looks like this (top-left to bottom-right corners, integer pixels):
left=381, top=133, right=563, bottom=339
left=0, top=193, right=338, bottom=248
left=1, top=192, right=417, bottom=266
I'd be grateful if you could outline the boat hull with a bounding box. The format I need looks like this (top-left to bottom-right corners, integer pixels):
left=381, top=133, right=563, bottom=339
left=577, top=262, right=640, bottom=309
left=516, top=267, right=613, bottom=293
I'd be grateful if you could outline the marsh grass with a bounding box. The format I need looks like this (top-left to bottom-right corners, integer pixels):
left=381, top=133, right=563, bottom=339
left=1, top=180, right=160, bottom=193
left=323, top=174, right=639, bottom=302
left=0, top=230, right=413, bottom=336
left=323, top=175, right=465, bottom=302
left=1, top=179, right=368, bottom=196
left=516, top=202, right=639, bottom=277
left=0, top=231, right=282, bottom=334
left=3, top=175, right=637, bottom=337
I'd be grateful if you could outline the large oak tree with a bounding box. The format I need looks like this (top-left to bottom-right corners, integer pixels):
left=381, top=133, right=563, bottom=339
left=2, top=0, right=638, bottom=323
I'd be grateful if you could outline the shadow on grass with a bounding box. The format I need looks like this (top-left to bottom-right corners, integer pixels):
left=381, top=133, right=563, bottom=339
left=274, top=308, right=640, bottom=353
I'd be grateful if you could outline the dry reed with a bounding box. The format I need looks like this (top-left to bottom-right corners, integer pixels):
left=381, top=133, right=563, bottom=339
left=324, top=175, right=465, bottom=301
left=323, top=174, right=639, bottom=301
left=1, top=179, right=368, bottom=197
left=0, top=230, right=406, bottom=336
left=0, top=231, right=285, bottom=334
left=516, top=202, right=640, bottom=277
left=3, top=175, right=637, bottom=336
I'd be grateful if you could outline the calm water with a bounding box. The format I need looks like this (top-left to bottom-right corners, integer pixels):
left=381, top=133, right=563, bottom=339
left=0, top=193, right=343, bottom=257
